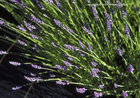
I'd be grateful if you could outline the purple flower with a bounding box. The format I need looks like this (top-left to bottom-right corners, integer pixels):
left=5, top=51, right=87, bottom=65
left=91, top=60, right=97, bottom=67
left=116, top=0, right=122, bottom=9
left=67, top=56, right=73, bottom=61
left=24, top=75, right=41, bottom=82
left=106, top=19, right=112, bottom=31
left=104, top=11, right=112, bottom=21
left=31, top=64, right=42, bottom=69
left=11, top=0, right=19, bottom=3
left=44, top=0, right=54, bottom=4
left=114, top=83, right=118, bottom=88
left=75, top=65, right=79, bottom=69
left=55, top=65, right=65, bottom=71
left=94, top=91, right=103, bottom=97
left=124, top=23, right=130, bottom=37
left=79, top=41, right=86, bottom=50
left=127, top=64, right=134, bottom=72
left=12, top=86, right=22, bottom=90
left=122, top=10, right=127, bottom=18
left=29, top=33, right=39, bottom=39
left=63, top=61, right=72, bottom=66
left=55, top=0, right=62, bottom=8
left=56, top=80, right=68, bottom=85
left=23, top=21, right=33, bottom=32
left=49, top=74, right=56, bottom=78
left=134, top=6, right=138, bottom=11
left=30, top=73, right=36, bottom=76
left=84, top=22, right=90, bottom=30
left=66, top=27, right=75, bottom=34
left=76, top=87, right=86, bottom=93
left=0, top=20, right=5, bottom=26
left=90, top=68, right=100, bottom=78
left=36, top=0, right=44, bottom=9
left=64, top=44, right=74, bottom=50
left=92, top=7, right=98, bottom=21
left=52, top=42, right=58, bottom=47
left=54, top=19, right=62, bottom=27
left=28, top=15, right=44, bottom=24
left=0, top=51, right=6, bottom=55
left=33, top=44, right=40, bottom=51
left=99, top=85, right=104, bottom=89
left=17, top=39, right=27, bottom=46
left=79, top=51, right=85, bottom=56
left=71, top=0, right=75, bottom=3
left=104, top=36, right=108, bottom=42
left=18, top=25, right=26, bottom=31
left=19, top=3, right=26, bottom=9
left=87, top=43, right=92, bottom=51
left=9, top=61, right=21, bottom=66
left=83, top=26, right=92, bottom=35
left=117, top=47, right=123, bottom=56
left=121, top=91, right=128, bottom=98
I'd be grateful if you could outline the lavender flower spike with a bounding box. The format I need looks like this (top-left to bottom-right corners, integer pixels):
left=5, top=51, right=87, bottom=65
left=114, top=83, right=118, bottom=88
left=121, top=91, right=128, bottom=98
left=104, top=11, right=112, bottom=21
left=134, top=6, right=138, bottom=11
left=106, top=19, right=112, bottom=31
left=52, top=42, right=58, bottom=47
left=127, top=64, right=134, bottom=72
left=87, top=43, right=92, bottom=51
left=124, top=23, right=130, bottom=37
left=79, top=41, right=86, bottom=50
left=17, top=39, right=27, bottom=46
left=9, top=61, right=21, bottom=66
left=94, top=91, right=103, bottom=98
left=18, top=25, right=26, bottom=31
left=92, top=7, right=98, bottom=21
left=31, top=64, right=42, bottom=69
left=76, top=87, right=86, bottom=93
left=91, top=60, right=97, bottom=67
left=12, top=86, right=22, bottom=90
left=115, top=0, right=122, bottom=9
left=99, top=85, right=104, bottom=89
left=55, top=0, right=62, bottom=8
left=90, top=68, right=100, bottom=78
left=63, top=61, right=72, bottom=66
left=117, top=47, right=123, bottom=56
left=54, top=19, right=62, bottom=27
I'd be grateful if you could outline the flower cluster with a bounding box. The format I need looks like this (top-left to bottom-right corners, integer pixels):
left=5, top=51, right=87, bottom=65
left=9, top=61, right=21, bottom=66
left=24, top=75, right=42, bottom=82
left=76, top=87, right=86, bottom=93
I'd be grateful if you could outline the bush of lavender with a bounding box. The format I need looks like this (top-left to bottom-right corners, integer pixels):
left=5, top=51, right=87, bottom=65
left=0, top=0, right=140, bottom=97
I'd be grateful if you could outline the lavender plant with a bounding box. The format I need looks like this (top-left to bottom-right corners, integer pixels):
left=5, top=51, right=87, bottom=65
left=0, top=0, right=140, bottom=98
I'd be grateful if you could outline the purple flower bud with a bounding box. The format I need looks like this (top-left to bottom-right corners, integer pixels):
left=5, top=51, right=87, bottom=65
left=114, top=83, right=118, bottom=88
left=122, top=10, right=127, bottom=18
left=94, top=91, right=103, bottom=97
left=0, top=51, right=6, bottom=55
left=116, top=0, right=122, bottom=9
left=30, top=73, right=36, bottom=76
left=91, top=60, right=97, bottom=67
left=55, top=64, right=63, bottom=70
left=66, top=27, right=75, bottom=34
left=92, top=7, right=98, bottom=21
left=36, top=0, right=44, bottom=9
left=121, top=91, right=128, bottom=98
left=23, top=21, right=33, bottom=32
left=52, top=42, right=58, bottom=47
left=0, top=20, right=5, bottom=26
left=31, top=64, right=41, bottom=69
left=76, top=87, right=86, bottom=93
left=90, top=68, right=100, bottom=78
left=99, top=85, right=104, bottom=89
left=33, top=44, right=40, bottom=51
left=79, top=51, right=85, bottom=56
left=56, top=80, right=67, bottom=85
left=87, top=43, right=92, bottom=51
left=117, top=47, right=123, bottom=56
left=79, top=41, right=86, bottom=50
left=75, top=65, right=79, bottom=69
left=18, top=25, right=26, bottom=31
left=104, top=11, right=112, bottom=21
left=104, top=36, right=108, bottom=42
left=64, top=44, right=74, bottom=50
left=67, top=56, right=73, bottom=61
left=9, top=61, right=21, bottom=66
left=83, top=26, right=92, bottom=35
left=43, top=14, right=47, bottom=17
left=29, top=33, right=39, bottom=39
left=124, top=23, right=130, bottom=37
left=106, top=19, right=112, bottom=31
left=55, top=0, right=62, bottom=8
left=54, top=19, right=62, bottom=27
left=19, top=3, right=26, bottom=9
left=49, top=74, right=56, bottom=78
left=44, top=0, right=54, bottom=4
left=12, top=86, right=22, bottom=90
left=11, top=0, right=19, bottom=3
left=24, top=75, right=41, bottom=82
left=17, top=39, right=27, bottom=46
left=127, top=64, right=134, bottom=72
left=63, top=61, right=72, bottom=66
left=134, top=6, right=138, bottom=11
left=71, top=0, right=75, bottom=3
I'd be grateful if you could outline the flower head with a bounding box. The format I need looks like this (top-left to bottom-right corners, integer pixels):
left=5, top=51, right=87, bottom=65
left=117, top=47, right=123, bottom=56
left=90, top=68, right=100, bottom=78
left=99, top=85, right=104, bottom=89
left=124, top=23, right=130, bottom=37
left=12, top=86, right=22, bottom=90
left=122, top=91, right=128, bottom=98
left=94, top=91, right=103, bottom=98
left=55, top=0, right=62, bottom=8
left=91, top=60, right=97, bottom=67
left=9, top=61, right=21, bottom=66
left=92, top=7, right=98, bottom=21
left=87, top=43, right=92, bottom=51
left=114, top=83, right=118, bottom=88
left=116, top=0, right=122, bottom=9
left=76, top=87, right=86, bottom=93
left=127, top=64, right=134, bottom=72
left=106, top=19, right=112, bottom=31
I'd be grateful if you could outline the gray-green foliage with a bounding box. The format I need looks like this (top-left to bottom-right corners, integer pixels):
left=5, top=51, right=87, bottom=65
left=0, top=0, right=140, bottom=97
